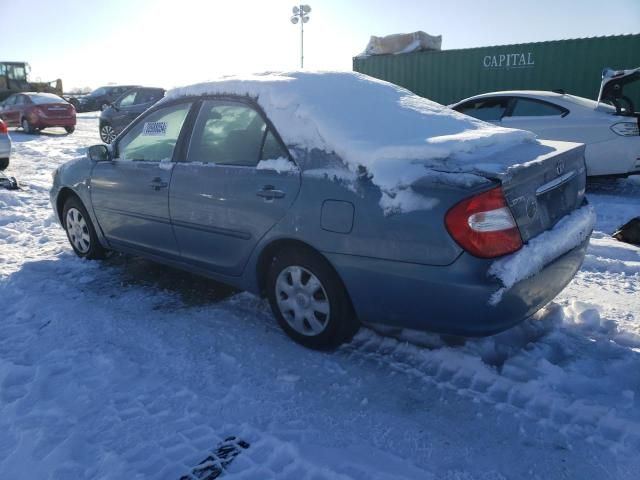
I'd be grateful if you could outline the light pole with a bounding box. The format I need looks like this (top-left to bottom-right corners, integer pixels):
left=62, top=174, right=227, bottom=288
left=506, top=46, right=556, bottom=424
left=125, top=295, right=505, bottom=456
left=290, top=5, right=311, bottom=69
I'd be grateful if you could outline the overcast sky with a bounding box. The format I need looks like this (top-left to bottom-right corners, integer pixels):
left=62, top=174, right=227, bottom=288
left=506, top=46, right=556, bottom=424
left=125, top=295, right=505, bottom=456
left=1, top=0, right=639, bottom=91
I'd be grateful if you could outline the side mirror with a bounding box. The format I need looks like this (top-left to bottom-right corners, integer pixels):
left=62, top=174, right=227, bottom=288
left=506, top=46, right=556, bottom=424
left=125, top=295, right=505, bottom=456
left=88, top=144, right=112, bottom=162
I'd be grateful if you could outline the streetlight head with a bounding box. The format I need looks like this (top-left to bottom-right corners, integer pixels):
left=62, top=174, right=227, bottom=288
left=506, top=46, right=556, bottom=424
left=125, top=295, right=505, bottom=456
left=302, top=5, right=311, bottom=13
left=302, top=15, right=310, bottom=23
left=290, top=16, right=299, bottom=24
left=292, top=6, right=299, bottom=14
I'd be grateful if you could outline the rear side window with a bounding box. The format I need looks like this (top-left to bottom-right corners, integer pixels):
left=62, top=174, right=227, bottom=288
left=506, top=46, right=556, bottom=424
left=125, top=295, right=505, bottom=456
left=187, top=101, right=267, bottom=167
left=117, top=102, right=191, bottom=162
left=454, top=97, right=510, bottom=121
left=510, top=98, right=567, bottom=117
left=138, top=89, right=164, bottom=104
left=261, top=130, right=288, bottom=160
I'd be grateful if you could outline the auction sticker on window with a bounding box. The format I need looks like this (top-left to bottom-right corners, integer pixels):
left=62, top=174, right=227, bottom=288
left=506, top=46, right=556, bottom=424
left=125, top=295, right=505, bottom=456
left=142, top=121, right=167, bottom=136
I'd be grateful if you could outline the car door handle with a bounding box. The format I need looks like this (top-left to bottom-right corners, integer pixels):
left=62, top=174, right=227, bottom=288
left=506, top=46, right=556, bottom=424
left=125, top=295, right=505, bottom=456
left=256, top=185, right=285, bottom=199
left=150, top=177, right=168, bottom=190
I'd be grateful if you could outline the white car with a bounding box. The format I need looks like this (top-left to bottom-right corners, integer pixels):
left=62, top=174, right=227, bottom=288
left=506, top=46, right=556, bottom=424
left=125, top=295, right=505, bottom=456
left=451, top=67, right=640, bottom=177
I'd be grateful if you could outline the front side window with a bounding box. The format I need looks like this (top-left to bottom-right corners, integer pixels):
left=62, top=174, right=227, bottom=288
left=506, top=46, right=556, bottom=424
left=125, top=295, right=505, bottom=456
left=455, top=97, right=510, bottom=121
left=117, top=102, right=191, bottom=162
left=510, top=98, right=566, bottom=117
left=118, top=91, right=137, bottom=108
left=187, top=101, right=267, bottom=166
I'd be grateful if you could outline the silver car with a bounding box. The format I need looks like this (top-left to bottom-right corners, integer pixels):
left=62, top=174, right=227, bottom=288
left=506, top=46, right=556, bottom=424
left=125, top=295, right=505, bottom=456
left=51, top=73, right=591, bottom=349
left=0, top=118, right=10, bottom=170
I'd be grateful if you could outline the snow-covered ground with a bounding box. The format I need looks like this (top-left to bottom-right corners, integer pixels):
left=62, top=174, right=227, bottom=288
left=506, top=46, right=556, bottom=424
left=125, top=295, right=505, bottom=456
left=1, top=114, right=639, bottom=479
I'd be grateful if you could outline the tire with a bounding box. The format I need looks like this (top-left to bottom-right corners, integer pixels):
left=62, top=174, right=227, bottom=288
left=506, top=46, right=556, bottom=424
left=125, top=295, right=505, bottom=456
left=21, top=118, right=34, bottom=134
left=0, top=158, right=8, bottom=171
left=65, top=126, right=75, bottom=134
left=99, top=123, right=116, bottom=143
left=266, top=247, right=359, bottom=349
left=62, top=196, right=106, bottom=259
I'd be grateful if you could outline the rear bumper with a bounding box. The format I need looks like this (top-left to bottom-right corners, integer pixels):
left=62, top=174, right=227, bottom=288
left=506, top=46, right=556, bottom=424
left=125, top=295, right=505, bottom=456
left=33, top=117, right=76, bottom=128
left=326, top=236, right=589, bottom=336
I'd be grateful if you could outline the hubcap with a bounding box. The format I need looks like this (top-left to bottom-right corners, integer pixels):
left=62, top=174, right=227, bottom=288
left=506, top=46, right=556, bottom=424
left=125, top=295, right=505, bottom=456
left=22, top=119, right=29, bottom=132
left=65, top=208, right=91, bottom=254
left=100, top=125, right=116, bottom=143
left=275, top=266, right=330, bottom=336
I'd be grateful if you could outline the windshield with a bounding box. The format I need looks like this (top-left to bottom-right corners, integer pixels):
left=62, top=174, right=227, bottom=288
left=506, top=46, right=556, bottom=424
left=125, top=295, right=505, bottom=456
left=30, top=94, right=67, bottom=105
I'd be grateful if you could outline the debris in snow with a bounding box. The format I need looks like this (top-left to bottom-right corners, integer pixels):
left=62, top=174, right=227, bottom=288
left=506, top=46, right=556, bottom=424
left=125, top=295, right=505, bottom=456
left=180, top=436, right=250, bottom=480
left=489, top=204, right=596, bottom=305
left=613, top=217, right=640, bottom=246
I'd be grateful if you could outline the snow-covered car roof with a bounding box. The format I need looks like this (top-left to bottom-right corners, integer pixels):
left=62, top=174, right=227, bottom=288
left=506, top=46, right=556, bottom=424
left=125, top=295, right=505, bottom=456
left=164, top=72, right=549, bottom=213
left=165, top=72, right=535, bottom=170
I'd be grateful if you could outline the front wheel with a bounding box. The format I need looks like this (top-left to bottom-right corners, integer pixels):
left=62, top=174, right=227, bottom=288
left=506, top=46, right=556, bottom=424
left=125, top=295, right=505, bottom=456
left=65, top=126, right=75, bottom=134
left=62, top=196, right=106, bottom=259
left=266, top=248, right=359, bottom=350
left=99, top=123, right=116, bottom=143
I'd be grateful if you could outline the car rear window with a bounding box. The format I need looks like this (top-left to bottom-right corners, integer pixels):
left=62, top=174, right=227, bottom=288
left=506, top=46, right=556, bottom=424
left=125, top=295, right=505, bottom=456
left=30, top=94, right=67, bottom=105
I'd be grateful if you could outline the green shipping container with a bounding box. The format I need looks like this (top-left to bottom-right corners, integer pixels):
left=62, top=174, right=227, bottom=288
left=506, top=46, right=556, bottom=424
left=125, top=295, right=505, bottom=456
left=353, top=34, right=640, bottom=107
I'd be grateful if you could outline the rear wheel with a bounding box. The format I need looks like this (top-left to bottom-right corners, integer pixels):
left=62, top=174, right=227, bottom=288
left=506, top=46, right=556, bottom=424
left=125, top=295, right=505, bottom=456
left=266, top=248, right=359, bottom=349
left=65, top=126, right=75, bottom=134
left=21, top=118, right=34, bottom=134
left=62, top=196, right=106, bottom=259
left=100, top=123, right=116, bottom=143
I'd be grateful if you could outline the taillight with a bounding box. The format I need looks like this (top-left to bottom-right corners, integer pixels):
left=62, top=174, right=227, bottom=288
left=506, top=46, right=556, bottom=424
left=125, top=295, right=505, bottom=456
left=0, top=120, right=7, bottom=134
left=445, top=186, right=522, bottom=258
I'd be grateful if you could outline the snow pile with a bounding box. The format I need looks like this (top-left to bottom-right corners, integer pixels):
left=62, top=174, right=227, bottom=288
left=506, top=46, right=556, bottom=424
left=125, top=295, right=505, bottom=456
left=256, top=157, right=298, bottom=174
left=164, top=72, right=536, bottom=212
left=489, top=204, right=596, bottom=304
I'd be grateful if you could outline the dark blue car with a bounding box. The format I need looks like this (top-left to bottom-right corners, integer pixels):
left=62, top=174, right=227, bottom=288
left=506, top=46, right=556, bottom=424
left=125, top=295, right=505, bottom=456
left=99, top=87, right=165, bottom=143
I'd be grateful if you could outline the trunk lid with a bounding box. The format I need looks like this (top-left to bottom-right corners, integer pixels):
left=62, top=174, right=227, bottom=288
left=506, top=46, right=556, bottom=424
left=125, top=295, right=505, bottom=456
left=41, top=103, right=74, bottom=118
left=597, top=66, right=640, bottom=116
left=494, top=140, right=586, bottom=242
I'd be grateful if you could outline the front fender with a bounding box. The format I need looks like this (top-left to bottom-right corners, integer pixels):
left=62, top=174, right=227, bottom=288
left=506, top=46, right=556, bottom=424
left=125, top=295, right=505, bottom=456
left=51, top=156, right=109, bottom=248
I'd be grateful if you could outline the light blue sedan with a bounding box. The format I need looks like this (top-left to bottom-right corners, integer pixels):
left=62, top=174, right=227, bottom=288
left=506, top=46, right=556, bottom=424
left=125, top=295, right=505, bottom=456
left=51, top=72, right=592, bottom=349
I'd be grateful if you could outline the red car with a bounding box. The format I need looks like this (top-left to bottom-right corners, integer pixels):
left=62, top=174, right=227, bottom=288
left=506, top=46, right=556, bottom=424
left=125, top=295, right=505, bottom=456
left=0, top=92, right=76, bottom=134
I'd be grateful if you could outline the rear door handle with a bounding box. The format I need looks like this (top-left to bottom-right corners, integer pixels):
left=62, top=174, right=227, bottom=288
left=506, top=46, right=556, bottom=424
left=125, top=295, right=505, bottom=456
left=150, top=177, right=168, bottom=191
left=256, top=185, right=285, bottom=199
